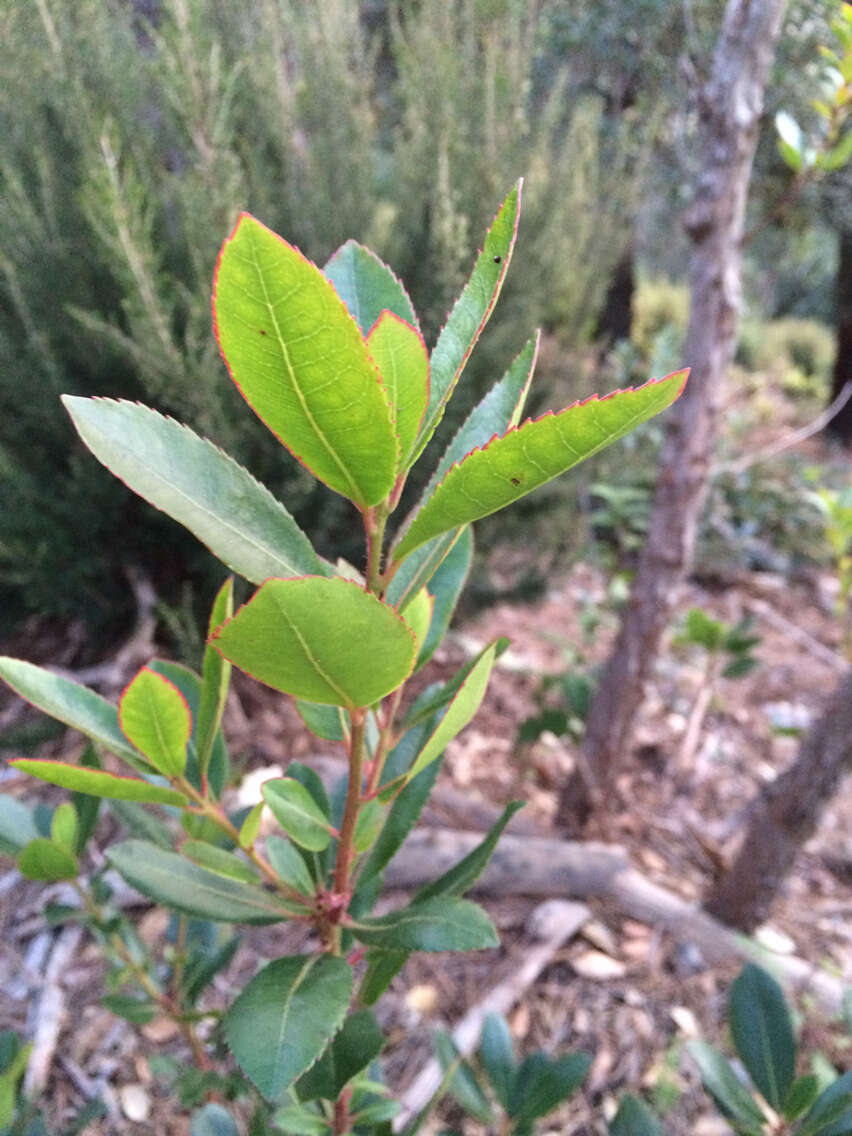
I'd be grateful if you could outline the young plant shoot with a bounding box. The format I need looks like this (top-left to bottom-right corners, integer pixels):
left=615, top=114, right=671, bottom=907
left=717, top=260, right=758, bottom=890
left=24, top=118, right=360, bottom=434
left=0, top=182, right=687, bottom=1130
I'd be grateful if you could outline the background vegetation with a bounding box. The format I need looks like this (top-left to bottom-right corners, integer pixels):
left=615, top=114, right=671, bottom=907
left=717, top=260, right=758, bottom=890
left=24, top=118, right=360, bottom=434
left=1, top=0, right=846, bottom=642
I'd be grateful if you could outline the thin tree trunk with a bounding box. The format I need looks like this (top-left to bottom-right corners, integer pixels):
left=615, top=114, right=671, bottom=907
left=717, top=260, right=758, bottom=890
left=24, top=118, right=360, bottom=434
left=827, top=228, right=852, bottom=442
left=704, top=670, right=852, bottom=930
left=558, top=0, right=787, bottom=828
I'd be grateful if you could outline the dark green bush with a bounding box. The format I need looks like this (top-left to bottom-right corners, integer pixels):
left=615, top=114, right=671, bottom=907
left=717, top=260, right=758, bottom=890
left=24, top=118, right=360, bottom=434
left=0, top=0, right=638, bottom=635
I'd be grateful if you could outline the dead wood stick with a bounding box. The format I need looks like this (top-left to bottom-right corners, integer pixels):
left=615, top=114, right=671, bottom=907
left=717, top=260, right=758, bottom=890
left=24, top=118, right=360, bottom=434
left=384, top=829, right=630, bottom=896
left=385, top=829, right=847, bottom=1012
left=715, top=381, right=852, bottom=476
left=748, top=597, right=847, bottom=673
left=394, top=900, right=591, bottom=1131
left=24, top=924, right=84, bottom=1097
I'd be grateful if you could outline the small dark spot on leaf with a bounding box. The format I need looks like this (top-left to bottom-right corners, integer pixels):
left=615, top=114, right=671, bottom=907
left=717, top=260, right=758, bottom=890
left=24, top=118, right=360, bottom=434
left=493, top=255, right=502, bottom=264
left=510, top=476, right=520, bottom=486
left=259, top=329, right=267, bottom=335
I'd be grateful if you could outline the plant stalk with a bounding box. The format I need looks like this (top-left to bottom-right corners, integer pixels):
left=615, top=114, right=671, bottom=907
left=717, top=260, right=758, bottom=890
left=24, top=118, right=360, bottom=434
left=178, top=779, right=310, bottom=907
left=72, top=881, right=212, bottom=1070
left=364, top=502, right=390, bottom=595
left=333, top=709, right=368, bottom=912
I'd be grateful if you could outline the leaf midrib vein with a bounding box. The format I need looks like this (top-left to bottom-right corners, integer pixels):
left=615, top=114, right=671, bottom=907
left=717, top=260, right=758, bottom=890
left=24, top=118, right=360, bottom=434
left=270, top=592, right=351, bottom=706
left=245, top=230, right=363, bottom=503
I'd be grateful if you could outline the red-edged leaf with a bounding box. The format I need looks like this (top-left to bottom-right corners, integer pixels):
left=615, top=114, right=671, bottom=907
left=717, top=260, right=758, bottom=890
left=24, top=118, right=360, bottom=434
left=9, top=759, right=188, bottom=806
left=395, top=371, right=688, bottom=562
left=213, top=213, right=398, bottom=507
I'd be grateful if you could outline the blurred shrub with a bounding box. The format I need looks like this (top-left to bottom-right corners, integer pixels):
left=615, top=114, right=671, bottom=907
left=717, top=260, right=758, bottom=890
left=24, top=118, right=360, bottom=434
left=632, top=277, right=690, bottom=362
left=701, top=460, right=828, bottom=576
left=0, top=0, right=637, bottom=636
left=737, top=316, right=834, bottom=400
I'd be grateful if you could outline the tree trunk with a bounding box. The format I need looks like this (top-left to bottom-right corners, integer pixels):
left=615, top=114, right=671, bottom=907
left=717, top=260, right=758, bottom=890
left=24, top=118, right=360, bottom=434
left=558, top=0, right=787, bottom=828
left=827, top=228, right=852, bottom=442
left=704, top=670, right=852, bottom=930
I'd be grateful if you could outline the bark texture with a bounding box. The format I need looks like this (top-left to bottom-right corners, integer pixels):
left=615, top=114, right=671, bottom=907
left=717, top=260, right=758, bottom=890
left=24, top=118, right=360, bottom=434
left=704, top=670, right=852, bottom=930
left=558, top=0, right=787, bottom=827
left=827, top=228, right=852, bottom=442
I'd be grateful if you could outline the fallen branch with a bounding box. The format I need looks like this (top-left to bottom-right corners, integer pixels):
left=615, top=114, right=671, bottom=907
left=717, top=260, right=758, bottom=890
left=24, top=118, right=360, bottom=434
left=747, top=597, right=848, bottom=673
left=394, top=899, right=591, bottom=1131
left=714, top=381, right=852, bottom=476
left=386, top=829, right=848, bottom=1012
left=24, top=924, right=84, bottom=1097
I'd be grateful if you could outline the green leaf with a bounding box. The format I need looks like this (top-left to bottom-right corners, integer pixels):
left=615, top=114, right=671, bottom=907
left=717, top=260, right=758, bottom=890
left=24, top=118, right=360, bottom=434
left=265, top=835, right=315, bottom=896
left=778, top=140, right=805, bottom=172
left=353, top=799, right=385, bottom=853
left=271, top=1105, right=330, bottom=1135
left=479, top=1013, right=515, bottom=1110
left=0, top=1036, right=31, bottom=1130
left=239, top=801, right=265, bottom=849
left=414, top=802, right=523, bottom=901
left=147, top=660, right=229, bottom=798
left=19, top=838, right=79, bottom=881
left=386, top=527, right=468, bottom=613
left=351, top=896, right=498, bottom=952
left=71, top=743, right=102, bottom=853
left=107, top=840, right=301, bottom=923
left=722, top=656, right=758, bottom=679
left=350, top=1099, right=400, bottom=1125
left=182, top=937, right=240, bottom=1007
left=61, top=398, right=327, bottom=586
left=0, top=657, right=148, bottom=772
left=395, top=372, right=688, bottom=562
left=358, top=749, right=442, bottom=885
left=819, top=129, right=852, bottom=172
left=180, top=841, right=260, bottom=884
left=100, top=993, right=158, bottom=1025
left=796, top=1072, right=852, bottom=1136
left=296, top=1008, right=385, bottom=1101
left=119, top=667, right=191, bottom=778
left=609, top=1094, right=663, bottom=1136
left=434, top=1031, right=493, bottom=1124
left=404, top=643, right=496, bottom=783
left=190, top=1103, right=240, bottom=1136
left=402, top=588, right=434, bottom=650
left=417, top=527, right=473, bottom=669
left=287, top=762, right=333, bottom=819
left=212, top=577, right=417, bottom=708
left=358, top=950, right=409, bottom=1007
left=403, top=640, right=508, bottom=731
left=263, top=778, right=334, bottom=851
left=367, top=311, right=429, bottom=467
left=213, top=213, right=398, bottom=507
left=509, top=1052, right=591, bottom=1123
left=784, top=1075, right=821, bottom=1121
left=0, top=795, right=39, bottom=856
left=295, top=701, right=349, bottom=743
left=324, top=239, right=418, bottom=335
left=9, top=759, right=188, bottom=807
left=730, top=963, right=796, bottom=1111
left=687, top=1040, right=767, bottom=1128
left=197, top=578, right=233, bottom=785
left=50, top=802, right=78, bottom=854
left=109, top=799, right=174, bottom=848
left=412, top=181, right=522, bottom=460
left=425, top=331, right=539, bottom=499
left=388, top=329, right=535, bottom=616
left=683, top=608, right=726, bottom=651
left=224, top=954, right=353, bottom=1099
